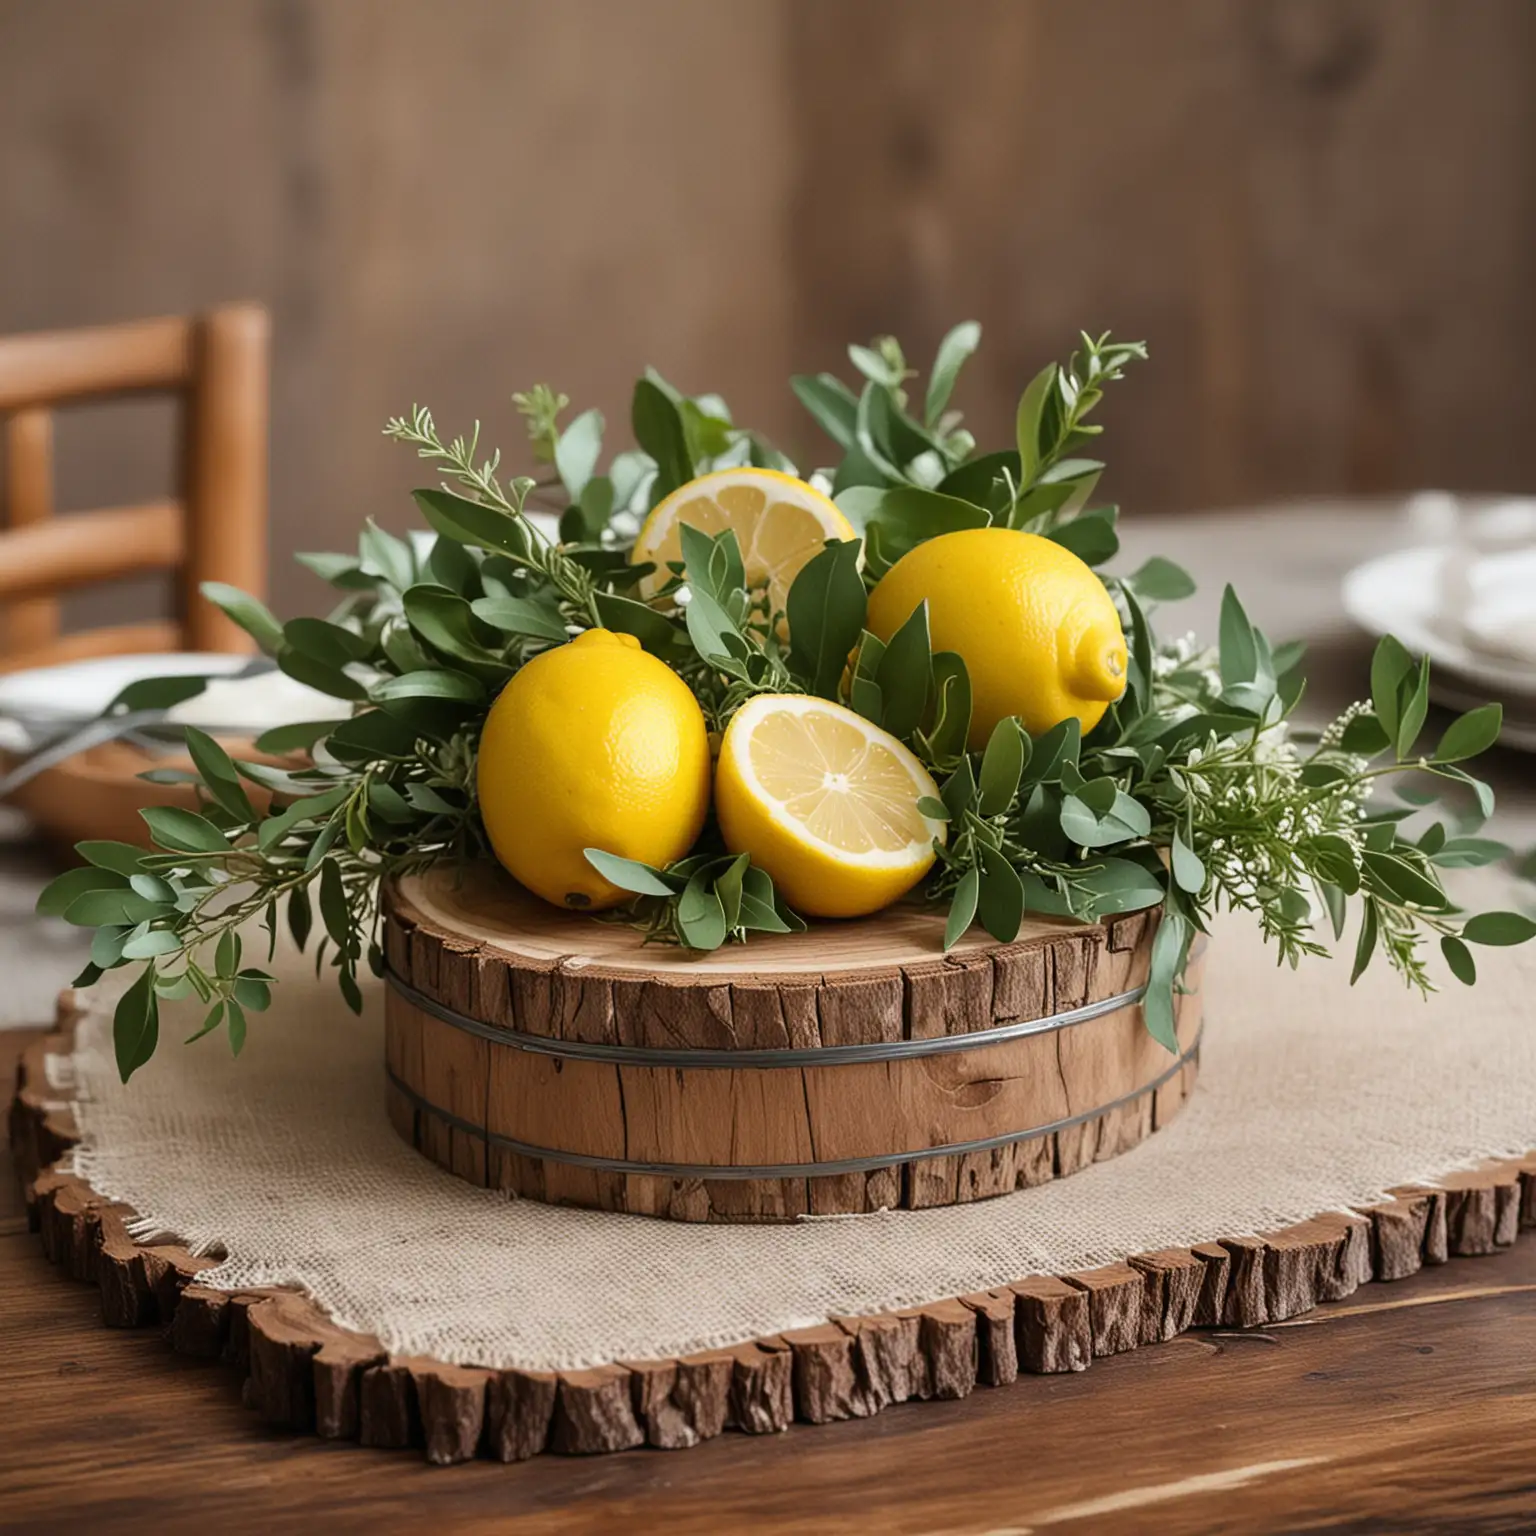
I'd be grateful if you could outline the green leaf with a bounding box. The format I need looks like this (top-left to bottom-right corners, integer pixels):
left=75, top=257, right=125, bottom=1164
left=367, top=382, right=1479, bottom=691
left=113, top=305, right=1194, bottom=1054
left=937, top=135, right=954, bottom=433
left=1143, top=909, right=1189, bottom=1052
left=413, top=489, right=536, bottom=561
left=1369, top=635, right=1414, bottom=745
left=1339, top=712, right=1391, bottom=756
left=1047, top=506, right=1119, bottom=567
left=738, top=865, right=794, bottom=934
left=1060, top=789, right=1151, bottom=849
left=679, top=524, right=746, bottom=607
left=875, top=600, right=931, bottom=740
left=677, top=872, right=727, bottom=950
left=937, top=450, right=1019, bottom=515
left=90, top=924, right=130, bottom=969
left=1218, top=585, right=1259, bottom=690
left=925, top=320, right=980, bottom=426
left=37, top=866, right=128, bottom=917
left=1441, top=934, right=1477, bottom=985
left=583, top=849, right=677, bottom=897
left=99, top=677, right=213, bottom=726
left=1272, top=639, right=1307, bottom=676
left=129, top=873, right=176, bottom=904
left=325, top=710, right=423, bottom=764
left=787, top=539, right=866, bottom=699
left=318, top=858, right=351, bottom=951
left=1396, top=655, right=1430, bottom=759
left=924, top=651, right=972, bottom=762
left=915, top=796, right=950, bottom=821
left=1024, top=717, right=1081, bottom=785
left=591, top=591, right=684, bottom=656
left=554, top=408, right=604, bottom=503
left=233, top=970, right=272, bottom=1013
left=1431, top=835, right=1510, bottom=869
left=791, top=373, right=859, bottom=452
left=1074, top=857, right=1165, bottom=916
left=1361, top=850, right=1449, bottom=910
left=632, top=379, right=694, bottom=505
left=114, top=966, right=160, bottom=1082
left=182, top=726, right=255, bottom=821
left=683, top=587, right=748, bottom=671
left=714, top=853, right=749, bottom=931
left=836, top=485, right=989, bottom=563
left=944, top=867, right=980, bottom=952
left=977, top=844, right=1024, bottom=943
left=200, top=583, right=284, bottom=653
left=75, top=841, right=147, bottom=877
left=1171, top=829, right=1205, bottom=894
left=253, top=718, right=346, bottom=755
left=941, top=756, right=977, bottom=822
left=277, top=646, right=369, bottom=702
left=295, top=550, right=372, bottom=588
left=1014, top=363, right=1057, bottom=485
left=1126, top=556, right=1196, bottom=604
left=366, top=782, right=414, bottom=825
left=118, top=927, right=180, bottom=961
left=848, top=342, right=900, bottom=387
left=425, top=534, right=480, bottom=595
left=140, top=806, right=229, bottom=855
left=1461, top=911, right=1536, bottom=947
left=1433, top=703, right=1503, bottom=764
left=359, top=520, right=416, bottom=591
left=977, top=717, right=1025, bottom=816
left=1351, top=901, right=1379, bottom=983
left=215, top=927, right=242, bottom=979
left=288, top=885, right=313, bottom=951
left=284, top=617, right=373, bottom=670
left=369, top=670, right=485, bottom=704
left=469, top=594, right=567, bottom=643
left=402, top=585, right=506, bottom=671
left=1437, top=764, right=1496, bottom=820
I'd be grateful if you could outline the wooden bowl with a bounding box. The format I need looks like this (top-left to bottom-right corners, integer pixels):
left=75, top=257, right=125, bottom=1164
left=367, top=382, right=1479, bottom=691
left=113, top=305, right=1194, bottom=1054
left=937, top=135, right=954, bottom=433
left=383, top=864, right=1204, bottom=1223
left=5, top=741, right=231, bottom=851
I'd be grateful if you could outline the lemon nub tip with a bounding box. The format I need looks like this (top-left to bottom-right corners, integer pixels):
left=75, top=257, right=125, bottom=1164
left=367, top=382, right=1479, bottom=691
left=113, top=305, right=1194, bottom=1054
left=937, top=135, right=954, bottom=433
left=1075, top=632, right=1129, bottom=703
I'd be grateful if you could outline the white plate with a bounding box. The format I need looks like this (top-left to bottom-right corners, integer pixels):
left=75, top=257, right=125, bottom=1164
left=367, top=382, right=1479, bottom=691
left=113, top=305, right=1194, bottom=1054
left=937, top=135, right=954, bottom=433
left=0, top=652, right=338, bottom=747
left=1342, top=546, right=1536, bottom=705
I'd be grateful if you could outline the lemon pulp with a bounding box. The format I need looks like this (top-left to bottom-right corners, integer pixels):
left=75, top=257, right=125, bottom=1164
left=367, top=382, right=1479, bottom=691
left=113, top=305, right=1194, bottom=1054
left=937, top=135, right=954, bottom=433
left=715, top=695, right=943, bottom=919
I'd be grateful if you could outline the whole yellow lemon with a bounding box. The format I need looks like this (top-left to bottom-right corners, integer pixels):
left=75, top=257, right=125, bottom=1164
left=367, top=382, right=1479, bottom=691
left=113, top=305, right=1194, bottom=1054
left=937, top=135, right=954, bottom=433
left=477, top=629, right=710, bottom=910
left=866, top=527, right=1127, bottom=748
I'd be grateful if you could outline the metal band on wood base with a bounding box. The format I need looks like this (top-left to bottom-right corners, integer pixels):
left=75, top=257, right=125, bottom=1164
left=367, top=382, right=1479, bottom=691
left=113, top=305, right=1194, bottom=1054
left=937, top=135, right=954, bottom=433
left=382, top=865, right=1207, bottom=1222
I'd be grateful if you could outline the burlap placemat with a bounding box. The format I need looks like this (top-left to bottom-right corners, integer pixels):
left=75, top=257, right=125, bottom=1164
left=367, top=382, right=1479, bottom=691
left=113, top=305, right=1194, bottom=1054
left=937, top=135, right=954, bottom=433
left=55, top=899, right=1536, bottom=1372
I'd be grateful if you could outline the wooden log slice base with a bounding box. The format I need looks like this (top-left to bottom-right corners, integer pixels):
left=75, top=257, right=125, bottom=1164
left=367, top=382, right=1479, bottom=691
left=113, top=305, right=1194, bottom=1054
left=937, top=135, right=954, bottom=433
left=13, top=991, right=1536, bottom=1464
left=382, top=864, right=1205, bottom=1222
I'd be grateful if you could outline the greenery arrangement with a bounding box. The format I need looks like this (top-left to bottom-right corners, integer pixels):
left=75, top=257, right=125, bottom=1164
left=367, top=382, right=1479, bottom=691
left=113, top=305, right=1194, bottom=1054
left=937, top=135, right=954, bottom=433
left=35, top=325, right=1534, bottom=1082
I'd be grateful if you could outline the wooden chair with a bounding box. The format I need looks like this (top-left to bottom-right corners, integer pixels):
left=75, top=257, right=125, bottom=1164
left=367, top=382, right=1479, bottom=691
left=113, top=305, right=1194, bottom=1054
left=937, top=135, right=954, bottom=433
left=0, top=305, right=269, bottom=671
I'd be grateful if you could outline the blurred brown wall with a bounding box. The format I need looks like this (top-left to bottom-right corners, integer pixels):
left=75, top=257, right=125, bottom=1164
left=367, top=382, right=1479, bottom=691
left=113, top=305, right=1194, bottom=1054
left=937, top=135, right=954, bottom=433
left=3, top=0, right=1535, bottom=616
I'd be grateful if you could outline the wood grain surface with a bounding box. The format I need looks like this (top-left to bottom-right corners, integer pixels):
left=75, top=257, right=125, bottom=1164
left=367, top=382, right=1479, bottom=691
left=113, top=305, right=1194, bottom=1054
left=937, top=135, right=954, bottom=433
left=5, top=1, right=1536, bottom=624
left=384, top=873, right=1202, bottom=1218
left=5, top=1016, right=1536, bottom=1533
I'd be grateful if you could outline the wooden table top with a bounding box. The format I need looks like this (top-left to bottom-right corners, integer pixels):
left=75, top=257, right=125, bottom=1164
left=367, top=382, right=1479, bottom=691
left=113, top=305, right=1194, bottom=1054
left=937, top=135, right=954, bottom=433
left=5, top=500, right=1536, bottom=1531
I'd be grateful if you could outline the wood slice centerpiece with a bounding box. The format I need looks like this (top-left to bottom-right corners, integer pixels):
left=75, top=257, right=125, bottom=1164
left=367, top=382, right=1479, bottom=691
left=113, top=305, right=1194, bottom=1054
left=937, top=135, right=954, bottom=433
left=383, top=864, right=1205, bottom=1223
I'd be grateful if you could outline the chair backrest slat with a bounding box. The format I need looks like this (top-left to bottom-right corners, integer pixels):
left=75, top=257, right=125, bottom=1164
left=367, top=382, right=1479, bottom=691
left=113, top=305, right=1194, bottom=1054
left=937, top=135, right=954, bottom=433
left=2, top=408, right=56, bottom=654
left=0, top=316, right=194, bottom=413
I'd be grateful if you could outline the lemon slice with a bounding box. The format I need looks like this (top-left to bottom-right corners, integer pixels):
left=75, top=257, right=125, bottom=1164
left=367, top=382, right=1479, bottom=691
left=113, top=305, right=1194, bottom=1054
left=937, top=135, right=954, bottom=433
left=632, top=467, right=855, bottom=617
left=715, top=695, right=945, bottom=919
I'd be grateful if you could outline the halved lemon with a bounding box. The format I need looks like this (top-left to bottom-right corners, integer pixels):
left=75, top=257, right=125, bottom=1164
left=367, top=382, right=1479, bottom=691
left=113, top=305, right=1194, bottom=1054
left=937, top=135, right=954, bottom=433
left=632, top=467, right=856, bottom=617
left=715, top=695, right=945, bottom=919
